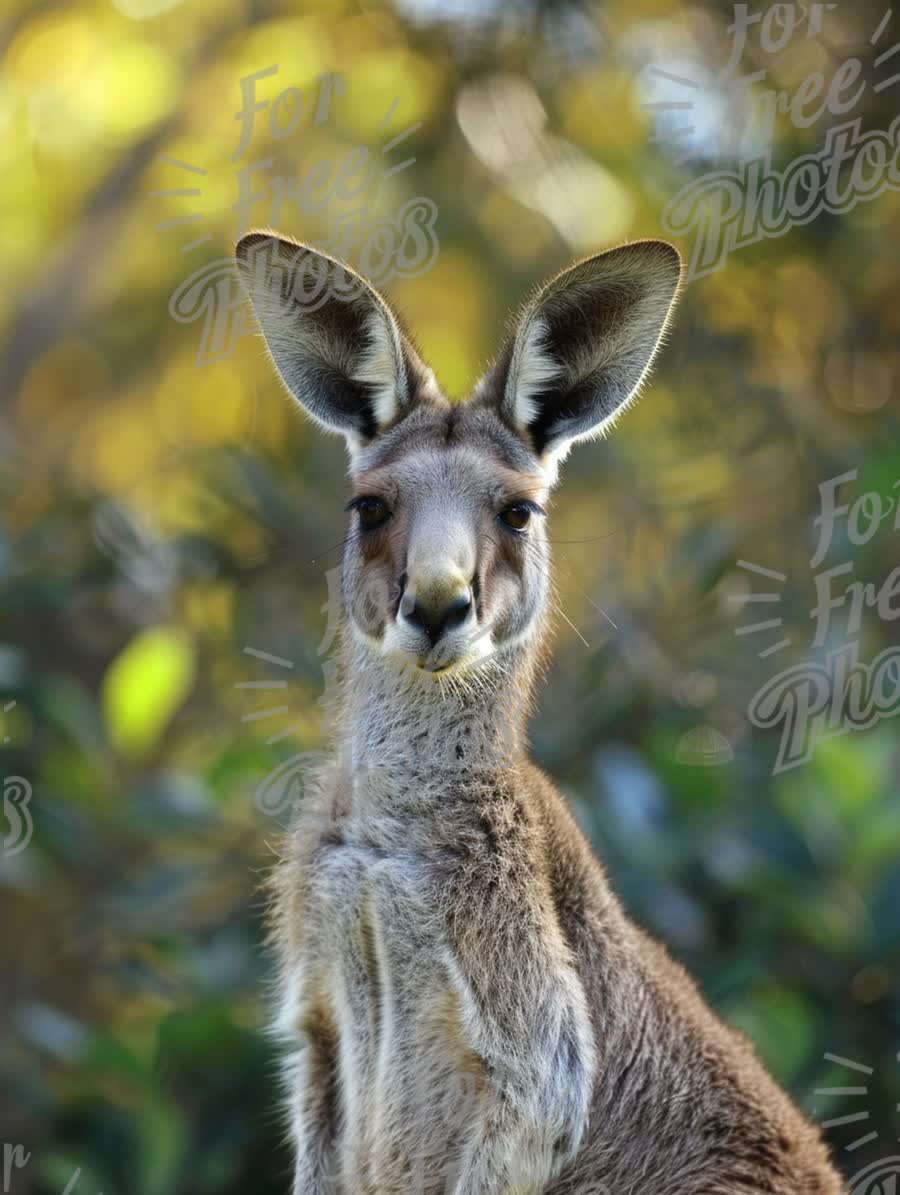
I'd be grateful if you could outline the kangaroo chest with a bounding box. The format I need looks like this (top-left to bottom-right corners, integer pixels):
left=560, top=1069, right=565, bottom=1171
left=311, top=838, right=445, bottom=1019
left=301, top=830, right=483, bottom=1190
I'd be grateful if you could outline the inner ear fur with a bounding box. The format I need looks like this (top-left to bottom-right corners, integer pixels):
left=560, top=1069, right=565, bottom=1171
left=478, top=240, right=683, bottom=459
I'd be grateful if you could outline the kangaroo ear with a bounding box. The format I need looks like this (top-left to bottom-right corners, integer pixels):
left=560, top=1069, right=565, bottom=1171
left=476, top=240, right=682, bottom=468
left=235, top=232, right=422, bottom=446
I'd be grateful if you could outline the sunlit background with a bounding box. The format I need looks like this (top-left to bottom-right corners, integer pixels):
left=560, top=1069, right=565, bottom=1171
left=2, top=0, right=899, bottom=1189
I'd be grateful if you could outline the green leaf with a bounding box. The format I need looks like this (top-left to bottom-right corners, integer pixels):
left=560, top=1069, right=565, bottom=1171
left=102, top=627, right=195, bottom=761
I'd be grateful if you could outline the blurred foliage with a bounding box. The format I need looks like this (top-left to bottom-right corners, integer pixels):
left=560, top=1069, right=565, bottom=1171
left=1, top=0, right=899, bottom=1190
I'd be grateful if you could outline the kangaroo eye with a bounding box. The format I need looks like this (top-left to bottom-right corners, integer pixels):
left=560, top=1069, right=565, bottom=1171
left=350, top=496, right=390, bottom=530
left=499, top=504, right=533, bottom=532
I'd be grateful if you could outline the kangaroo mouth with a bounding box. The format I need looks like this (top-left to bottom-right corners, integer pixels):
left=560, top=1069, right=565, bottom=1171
left=413, top=636, right=495, bottom=677
left=376, top=616, right=497, bottom=677
left=413, top=649, right=464, bottom=675
left=417, top=658, right=454, bottom=675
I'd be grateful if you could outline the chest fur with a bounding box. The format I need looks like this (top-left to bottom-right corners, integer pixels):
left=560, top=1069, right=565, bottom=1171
left=289, top=837, right=487, bottom=1188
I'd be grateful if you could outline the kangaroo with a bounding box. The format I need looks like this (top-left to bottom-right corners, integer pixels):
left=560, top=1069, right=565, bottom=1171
left=235, top=232, right=843, bottom=1195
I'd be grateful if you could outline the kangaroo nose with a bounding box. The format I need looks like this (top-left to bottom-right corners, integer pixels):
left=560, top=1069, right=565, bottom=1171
left=402, top=590, right=473, bottom=646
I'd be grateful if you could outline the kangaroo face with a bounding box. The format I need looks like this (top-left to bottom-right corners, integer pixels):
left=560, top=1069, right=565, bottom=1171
left=340, top=408, right=551, bottom=674
left=236, top=233, right=682, bottom=676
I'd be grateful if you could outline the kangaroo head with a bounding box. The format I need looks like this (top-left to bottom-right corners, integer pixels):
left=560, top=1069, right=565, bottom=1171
left=236, top=234, right=682, bottom=678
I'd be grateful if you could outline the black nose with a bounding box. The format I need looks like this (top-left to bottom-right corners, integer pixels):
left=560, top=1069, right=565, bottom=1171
left=403, top=592, right=472, bottom=646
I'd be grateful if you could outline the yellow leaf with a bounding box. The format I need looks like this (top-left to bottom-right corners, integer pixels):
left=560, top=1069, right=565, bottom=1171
left=102, top=627, right=195, bottom=760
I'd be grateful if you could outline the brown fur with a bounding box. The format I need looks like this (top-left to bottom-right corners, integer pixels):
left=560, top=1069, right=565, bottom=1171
left=236, top=232, right=843, bottom=1194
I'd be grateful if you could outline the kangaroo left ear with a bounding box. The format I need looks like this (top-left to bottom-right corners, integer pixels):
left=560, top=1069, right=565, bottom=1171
left=476, top=240, right=682, bottom=467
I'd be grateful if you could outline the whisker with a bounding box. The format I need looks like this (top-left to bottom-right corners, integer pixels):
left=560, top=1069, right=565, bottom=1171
left=547, top=532, right=618, bottom=545
left=551, top=600, right=590, bottom=648
left=310, top=529, right=360, bottom=564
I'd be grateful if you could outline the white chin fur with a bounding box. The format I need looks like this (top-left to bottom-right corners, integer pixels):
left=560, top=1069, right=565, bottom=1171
left=377, top=621, right=496, bottom=675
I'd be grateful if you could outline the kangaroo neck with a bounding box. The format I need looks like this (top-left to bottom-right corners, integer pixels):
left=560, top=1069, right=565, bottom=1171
left=334, top=635, right=537, bottom=809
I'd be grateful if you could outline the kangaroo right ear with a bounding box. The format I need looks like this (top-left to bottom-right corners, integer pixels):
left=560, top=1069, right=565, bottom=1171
left=474, top=240, right=682, bottom=472
left=235, top=232, right=420, bottom=446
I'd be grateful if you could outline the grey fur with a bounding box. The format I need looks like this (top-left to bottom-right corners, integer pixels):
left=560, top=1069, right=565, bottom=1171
left=236, top=233, right=843, bottom=1194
